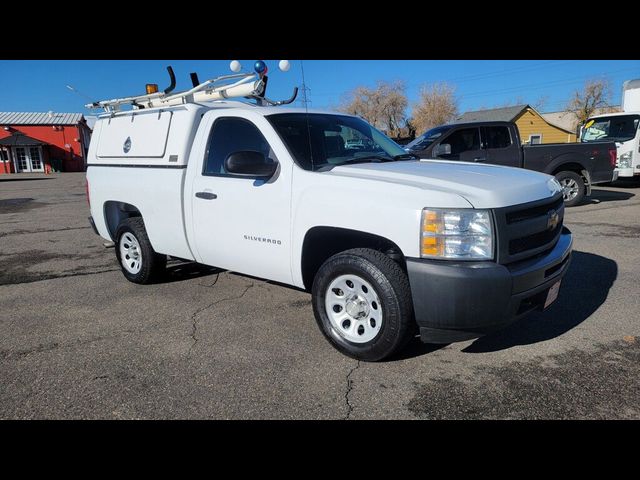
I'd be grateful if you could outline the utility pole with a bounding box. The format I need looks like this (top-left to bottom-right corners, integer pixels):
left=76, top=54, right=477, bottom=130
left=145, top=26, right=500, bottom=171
left=298, top=60, right=312, bottom=109
left=298, top=83, right=312, bottom=108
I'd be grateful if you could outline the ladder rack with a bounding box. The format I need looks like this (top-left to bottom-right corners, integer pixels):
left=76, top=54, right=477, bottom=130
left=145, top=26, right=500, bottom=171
left=86, top=71, right=263, bottom=113
left=85, top=62, right=299, bottom=113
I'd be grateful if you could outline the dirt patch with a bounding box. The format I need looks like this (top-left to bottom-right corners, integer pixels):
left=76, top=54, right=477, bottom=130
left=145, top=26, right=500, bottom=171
left=0, top=198, right=46, bottom=214
left=0, top=226, right=91, bottom=239
left=289, top=299, right=311, bottom=308
left=569, top=222, right=640, bottom=238
left=408, top=340, right=640, bottom=419
left=0, top=249, right=115, bottom=285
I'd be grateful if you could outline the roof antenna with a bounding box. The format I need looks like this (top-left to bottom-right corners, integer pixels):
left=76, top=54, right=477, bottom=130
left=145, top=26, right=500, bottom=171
left=300, top=60, right=314, bottom=171
left=66, top=84, right=96, bottom=105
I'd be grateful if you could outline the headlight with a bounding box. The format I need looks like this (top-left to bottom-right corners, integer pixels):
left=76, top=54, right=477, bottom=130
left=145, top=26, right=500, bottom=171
left=618, top=151, right=632, bottom=169
left=421, top=209, right=493, bottom=260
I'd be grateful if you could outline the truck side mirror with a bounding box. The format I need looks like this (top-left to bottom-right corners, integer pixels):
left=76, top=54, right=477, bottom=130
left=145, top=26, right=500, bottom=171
left=225, top=151, right=277, bottom=178
left=433, top=143, right=451, bottom=156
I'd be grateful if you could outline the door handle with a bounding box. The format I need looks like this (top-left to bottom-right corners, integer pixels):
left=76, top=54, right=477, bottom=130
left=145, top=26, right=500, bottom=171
left=473, top=157, right=485, bottom=162
left=195, top=191, right=217, bottom=200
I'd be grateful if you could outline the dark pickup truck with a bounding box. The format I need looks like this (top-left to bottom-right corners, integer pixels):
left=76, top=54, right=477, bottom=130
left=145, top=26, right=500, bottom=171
left=404, top=121, right=618, bottom=206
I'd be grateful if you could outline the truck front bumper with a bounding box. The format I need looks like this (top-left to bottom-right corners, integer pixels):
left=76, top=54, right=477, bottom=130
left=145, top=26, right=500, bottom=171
left=614, top=167, right=635, bottom=178
left=407, top=227, right=573, bottom=344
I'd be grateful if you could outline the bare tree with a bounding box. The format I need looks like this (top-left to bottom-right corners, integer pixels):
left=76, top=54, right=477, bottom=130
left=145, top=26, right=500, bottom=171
left=499, top=96, right=526, bottom=108
left=339, top=81, right=408, bottom=137
left=565, top=78, right=613, bottom=125
left=533, top=95, right=549, bottom=112
left=411, top=83, right=458, bottom=136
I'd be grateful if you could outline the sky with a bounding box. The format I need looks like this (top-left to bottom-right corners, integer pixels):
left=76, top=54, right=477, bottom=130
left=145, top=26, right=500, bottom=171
left=0, top=60, right=638, bottom=117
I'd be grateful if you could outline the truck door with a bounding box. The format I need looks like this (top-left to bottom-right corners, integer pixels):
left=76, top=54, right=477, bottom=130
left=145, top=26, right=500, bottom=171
left=482, top=125, right=520, bottom=167
left=435, top=127, right=485, bottom=162
left=188, top=112, right=292, bottom=285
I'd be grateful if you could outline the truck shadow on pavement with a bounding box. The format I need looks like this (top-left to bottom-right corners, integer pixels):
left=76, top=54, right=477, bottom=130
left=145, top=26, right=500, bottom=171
left=610, top=179, right=640, bottom=189
left=585, top=189, right=635, bottom=204
left=159, top=261, right=224, bottom=283
left=392, top=338, right=449, bottom=360
left=462, top=250, right=617, bottom=353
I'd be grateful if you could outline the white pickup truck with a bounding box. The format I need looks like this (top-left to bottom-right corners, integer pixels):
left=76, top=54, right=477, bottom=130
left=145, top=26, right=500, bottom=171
left=86, top=97, right=573, bottom=361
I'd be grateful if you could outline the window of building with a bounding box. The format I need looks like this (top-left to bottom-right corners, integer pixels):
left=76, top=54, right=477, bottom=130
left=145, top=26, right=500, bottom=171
left=16, top=147, right=29, bottom=171
left=0, top=149, right=8, bottom=161
left=528, top=134, right=542, bottom=145
left=29, top=147, right=42, bottom=170
left=203, top=117, right=272, bottom=176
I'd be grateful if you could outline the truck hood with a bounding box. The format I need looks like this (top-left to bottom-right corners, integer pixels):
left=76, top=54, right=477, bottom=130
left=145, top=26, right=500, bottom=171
left=329, top=159, right=560, bottom=208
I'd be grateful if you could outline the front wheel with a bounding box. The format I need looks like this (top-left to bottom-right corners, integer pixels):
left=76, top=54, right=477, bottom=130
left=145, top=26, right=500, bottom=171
left=555, top=171, right=585, bottom=207
left=115, top=217, right=166, bottom=284
left=311, top=248, right=415, bottom=362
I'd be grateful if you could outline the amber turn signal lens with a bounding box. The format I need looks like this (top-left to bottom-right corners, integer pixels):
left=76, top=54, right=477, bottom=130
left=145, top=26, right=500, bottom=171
left=421, top=236, right=442, bottom=256
left=422, top=210, right=440, bottom=233
left=146, top=84, right=159, bottom=94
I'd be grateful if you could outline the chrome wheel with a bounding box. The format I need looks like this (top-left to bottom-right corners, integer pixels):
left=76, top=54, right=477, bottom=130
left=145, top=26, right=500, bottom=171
left=325, top=274, right=382, bottom=343
left=119, top=232, right=142, bottom=274
left=560, top=177, right=579, bottom=201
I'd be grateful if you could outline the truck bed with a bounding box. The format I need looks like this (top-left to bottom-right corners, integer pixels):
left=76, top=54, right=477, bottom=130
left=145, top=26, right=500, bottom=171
left=523, top=141, right=615, bottom=184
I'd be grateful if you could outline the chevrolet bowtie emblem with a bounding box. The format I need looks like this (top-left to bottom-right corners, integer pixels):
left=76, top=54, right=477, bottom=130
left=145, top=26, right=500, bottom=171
left=547, top=209, right=560, bottom=230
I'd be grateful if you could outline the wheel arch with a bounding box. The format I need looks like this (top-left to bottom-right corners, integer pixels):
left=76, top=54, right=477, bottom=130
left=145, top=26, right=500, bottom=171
left=300, top=226, right=405, bottom=291
left=104, top=201, right=142, bottom=241
left=549, top=160, right=585, bottom=176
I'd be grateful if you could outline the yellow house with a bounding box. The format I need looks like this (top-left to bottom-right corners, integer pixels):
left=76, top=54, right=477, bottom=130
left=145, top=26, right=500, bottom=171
left=457, top=104, right=576, bottom=144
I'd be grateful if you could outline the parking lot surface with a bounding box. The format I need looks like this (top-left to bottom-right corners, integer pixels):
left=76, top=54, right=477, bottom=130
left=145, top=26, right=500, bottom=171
left=1, top=173, right=639, bottom=419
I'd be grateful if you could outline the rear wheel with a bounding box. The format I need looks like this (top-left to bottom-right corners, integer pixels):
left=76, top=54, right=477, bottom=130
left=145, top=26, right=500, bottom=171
left=311, top=248, right=415, bottom=362
left=115, top=217, right=166, bottom=284
left=555, top=171, right=585, bottom=207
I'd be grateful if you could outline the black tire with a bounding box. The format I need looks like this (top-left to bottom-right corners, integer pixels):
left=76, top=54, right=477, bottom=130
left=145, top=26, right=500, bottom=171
left=555, top=170, right=585, bottom=207
left=311, top=248, right=415, bottom=362
left=115, top=217, right=166, bottom=284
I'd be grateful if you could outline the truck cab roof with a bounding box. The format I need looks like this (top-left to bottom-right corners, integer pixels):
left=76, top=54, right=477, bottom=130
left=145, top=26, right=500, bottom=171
left=90, top=101, right=362, bottom=169
left=588, top=111, right=640, bottom=119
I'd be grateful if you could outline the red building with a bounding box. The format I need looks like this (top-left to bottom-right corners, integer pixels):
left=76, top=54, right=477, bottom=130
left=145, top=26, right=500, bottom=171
left=0, top=112, right=92, bottom=174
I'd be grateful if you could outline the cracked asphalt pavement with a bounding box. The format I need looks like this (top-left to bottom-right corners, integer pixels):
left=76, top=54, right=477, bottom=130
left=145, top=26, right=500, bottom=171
left=1, top=173, right=639, bottom=419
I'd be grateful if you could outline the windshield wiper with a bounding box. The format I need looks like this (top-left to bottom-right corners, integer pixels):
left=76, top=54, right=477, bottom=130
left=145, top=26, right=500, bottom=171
left=393, top=153, right=420, bottom=160
left=337, top=155, right=395, bottom=166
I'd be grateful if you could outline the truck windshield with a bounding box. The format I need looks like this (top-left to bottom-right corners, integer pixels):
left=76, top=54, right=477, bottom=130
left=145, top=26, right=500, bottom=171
left=581, top=115, right=640, bottom=143
left=267, top=113, right=409, bottom=171
left=404, top=125, right=452, bottom=150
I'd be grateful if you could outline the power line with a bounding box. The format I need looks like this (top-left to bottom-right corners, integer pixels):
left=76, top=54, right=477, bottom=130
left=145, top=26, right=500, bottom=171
left=311, top=61, right=572, bottom=96
left=459, top=66, right=639, bottom=99
left=416, top=60, right=572, bottom=85
left=311, top=63, right=639, bottom=100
